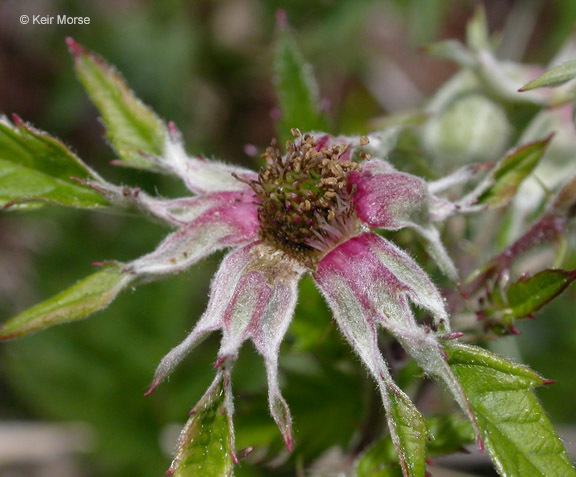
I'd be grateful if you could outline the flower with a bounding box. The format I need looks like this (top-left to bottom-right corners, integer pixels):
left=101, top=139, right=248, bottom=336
left=85, top=127, right=477, bottom=471
left=1, top=114, right=480, bottom=474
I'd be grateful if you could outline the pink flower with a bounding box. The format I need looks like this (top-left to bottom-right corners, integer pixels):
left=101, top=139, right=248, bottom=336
left=91, top=127, right=479, bottom=472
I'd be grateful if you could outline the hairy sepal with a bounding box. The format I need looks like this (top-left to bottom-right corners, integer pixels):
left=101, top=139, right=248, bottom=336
left=315, top=234, right=479, bottom=451
left=127, top=193, right=259, bottom=276
left=147, top=243, right=304, bottom=450
left=315, top=235, right=432, bottom=477
left=161, top=129, right=258, bottom=195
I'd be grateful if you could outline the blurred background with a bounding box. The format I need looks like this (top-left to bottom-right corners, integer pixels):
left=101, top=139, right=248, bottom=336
left=1, top=1, right=576, bottom=476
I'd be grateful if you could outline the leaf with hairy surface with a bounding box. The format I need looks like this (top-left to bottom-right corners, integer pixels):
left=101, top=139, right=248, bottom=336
left=445, top=342, right=576, bottom=477
left=482, top=269, right=576, bottom=332
left=386, top=390, right=427, bottom=477
left=0, top=264, right=130, bottom=340
left=520, top=60, right=576, bottom=91
left=168, top=371, right=235, bottom=477
left=0, top=117, right=107, bottom=209
left=356, top=414, right=475, bottom=477
left=67, top=38, right=168, bottom=169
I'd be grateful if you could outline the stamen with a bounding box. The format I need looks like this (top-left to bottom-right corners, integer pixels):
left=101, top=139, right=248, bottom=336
left=241, top=131, right=369, bottom=266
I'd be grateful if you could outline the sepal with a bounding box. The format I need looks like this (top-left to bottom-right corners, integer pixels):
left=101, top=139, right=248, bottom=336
left=127, top=194, right=259, bottom=276
left=167, top=369, right=236, bottom=476
left=147, top=243, right=304, bottom=450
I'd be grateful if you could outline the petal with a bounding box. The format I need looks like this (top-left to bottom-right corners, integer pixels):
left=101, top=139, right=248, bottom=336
left=145, top=244, right=258, bottom=394
left=314, top=246, right=426, bottom=477
left=127, top=193, right=259, bottom=276
left=360, top=157, right=397, bottom=174
left=150, top=191, right=256, bottom=226
left=249, top=253, right=304, bottom=451
left=350, top=166, right=430, bottom=230
left=314, top=233, right=478, bottom=436
left=316, top=233, right=448, bottom=329
left=216, top=244, right=304, bottom=450
left=146, top=240, right=305, bottom=447
left=350, top=162, right=458, bottom=279
left=214, top=245, right=304, bottom=360
left=265, top=360, right=294, bottom=451
left=315, top=252, right=393, bottom=383
left=163, top=132, right=257, bottom=194
left=304, top=132, right=402, bottom=160
left=215, top=271, right=274, bottom=361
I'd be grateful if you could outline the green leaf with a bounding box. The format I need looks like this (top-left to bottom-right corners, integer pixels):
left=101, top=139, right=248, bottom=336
left=520, top=60, right=576, bottom=91
left=357, top=413, right=474, bottom=477
left=0, top=159, right=107, bottom=210
left=478, top=137, right=551, bottom=207
left=169, top=372, right=234, bottom=477
left=0, top=117, right=108, bottom=209
left=387, top=390, right=427, bottom=477
left=356, top=435, right=403, bottom=477
left=67, top=38, right=168, bottom=169
left=274, top=27, right=327, bottom=142
left=356, top=390, right=426, bottom=477
left=484, top=269, right=576, bottom=328
left=0, top=264, right=130, bottom=340
left=446, top=342, right=576, bottom=477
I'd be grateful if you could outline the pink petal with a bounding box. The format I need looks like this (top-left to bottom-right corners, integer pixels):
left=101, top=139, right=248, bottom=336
left=216, top=271, right=274, bottom=361
left=127, top=192, right=259, bottom=275
left=350, top=165, right=429, bottom=230
left=215, top=244, right=304, bottom=450
left=314, top=233, right=478, bottom=436
left=250, top=256, right=303, bottom=451
left=295, top=133, right=363, bottom=163
left=146, top=241, right=305, bottom=452
left=314, top=237, right=424, bottom=477
left=214, top=244, right=304, bottom=362
left=315, top=233, right=448, bottom=328
left=151, top=191, right=255, bottom=225
left=145, top=244, right=257, bottom=394
left=360, top=157, right=396, bottom=174
left=350, top=160, right=458, bottom=279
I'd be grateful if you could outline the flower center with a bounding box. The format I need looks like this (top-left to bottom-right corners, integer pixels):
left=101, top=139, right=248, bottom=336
left=242, top=130, right=369, bottom=266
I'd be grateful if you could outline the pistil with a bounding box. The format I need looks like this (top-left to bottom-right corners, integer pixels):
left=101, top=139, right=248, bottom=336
left=238, top=130, right=369, bottom=266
